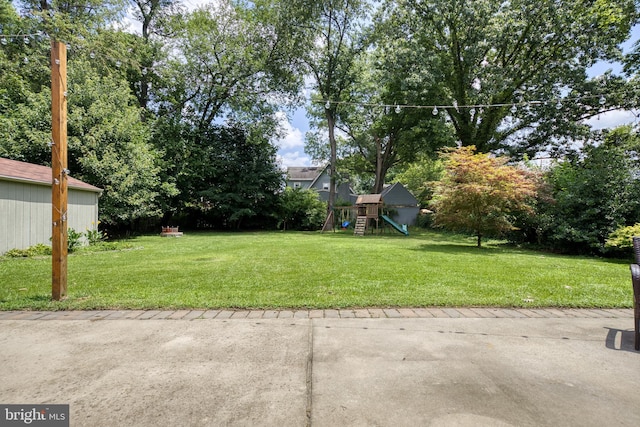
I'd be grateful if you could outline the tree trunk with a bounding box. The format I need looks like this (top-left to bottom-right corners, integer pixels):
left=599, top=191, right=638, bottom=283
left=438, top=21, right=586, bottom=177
left=477, top=233, right=482, bottom=248
left=326, top=109, right=337, bottom=213
left=373, top=136, right=383, bottom=193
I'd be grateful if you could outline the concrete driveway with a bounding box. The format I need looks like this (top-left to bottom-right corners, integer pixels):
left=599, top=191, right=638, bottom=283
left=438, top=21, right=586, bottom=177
left=0, top=309, right=638, bottom=426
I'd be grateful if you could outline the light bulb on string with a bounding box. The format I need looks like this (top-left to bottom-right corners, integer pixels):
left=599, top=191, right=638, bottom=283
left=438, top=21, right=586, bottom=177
left=23, top=57, right=28, bottom=64
left=142, top=68, right=147, bottom=75
left=89, top=52, right=95, bottom=59
left=599, top=96, right=606, bottom=105
left=23, top=36, right=29, bottom=45
left=395, top=104, right=401, bottom=114
left=510, top=104, right=517, bottom=114
left=115, top=60, right=121, bottom=68
left=555, top=101, right=562, bottom=110
left=1, top=37, right=7, bottom=45
left=325, top=100, right=330, bottom=109
left=432, top=106, right=438, bottom=116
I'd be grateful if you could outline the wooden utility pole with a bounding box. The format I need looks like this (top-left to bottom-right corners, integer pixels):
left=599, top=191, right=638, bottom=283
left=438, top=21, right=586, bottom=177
left=51, top=41, right=68, bottom=301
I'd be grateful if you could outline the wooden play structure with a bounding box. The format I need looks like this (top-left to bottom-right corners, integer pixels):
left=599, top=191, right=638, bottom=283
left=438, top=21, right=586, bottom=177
left=351, top=194, right=410, bottom=236
left=354, top=194, right=383, bottom=235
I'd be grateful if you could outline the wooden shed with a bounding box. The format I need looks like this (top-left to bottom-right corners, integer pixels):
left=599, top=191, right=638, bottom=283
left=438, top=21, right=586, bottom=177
left=381, top=183, right=420, bottom=225
left=0, top=157, right=102, bottom=254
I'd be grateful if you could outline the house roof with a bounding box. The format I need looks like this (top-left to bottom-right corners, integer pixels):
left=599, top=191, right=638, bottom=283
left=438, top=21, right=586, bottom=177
left=286, top=166, right=327, bottom=181
left=355, top=194, right=383, bottom=205
left=381, top=182, right=418, bottom=206
left=0, top=157, right=102, bottom=193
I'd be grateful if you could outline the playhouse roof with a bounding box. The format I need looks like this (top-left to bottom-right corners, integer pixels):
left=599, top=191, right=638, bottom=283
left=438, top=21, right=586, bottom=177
left=355, top=194, right=383, bottom=205
left=0, top=157, right=102, bottom=193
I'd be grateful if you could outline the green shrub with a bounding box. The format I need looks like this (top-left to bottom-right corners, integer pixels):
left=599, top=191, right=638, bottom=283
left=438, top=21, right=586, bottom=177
left=415, top=211, right=434, bottom=229
left=4, top=244, right=52, bottom=258
left=85, top=228, right=106, bottom=245
left=67, top=228, right=83, bottom=252
left=605, top=223, right=640, bottom=255
left=278, top=187, right=326, bottom=230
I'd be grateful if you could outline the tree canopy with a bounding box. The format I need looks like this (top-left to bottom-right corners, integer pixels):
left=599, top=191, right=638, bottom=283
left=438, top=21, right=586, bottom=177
left=1, top=0, right=639, bottom=238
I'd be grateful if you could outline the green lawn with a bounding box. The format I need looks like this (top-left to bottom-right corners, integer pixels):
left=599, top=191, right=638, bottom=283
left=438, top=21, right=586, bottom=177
left=0, top=230, right=633, bottom=310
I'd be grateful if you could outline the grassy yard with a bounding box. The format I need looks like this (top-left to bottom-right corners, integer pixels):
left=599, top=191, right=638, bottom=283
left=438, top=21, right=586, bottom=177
left=0, top=230, right=633, bottom=310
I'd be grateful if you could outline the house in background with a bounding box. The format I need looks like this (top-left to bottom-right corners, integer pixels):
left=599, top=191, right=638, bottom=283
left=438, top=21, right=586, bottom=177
left=286, top=165, right=357, bottom=204
left=0, top=157, right=102, bottom=254
left=381, top=182, right=420, bottom=226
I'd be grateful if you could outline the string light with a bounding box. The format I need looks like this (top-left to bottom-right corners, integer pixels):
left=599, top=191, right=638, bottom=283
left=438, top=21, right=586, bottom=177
left=315, top=92, right=617, bottom=114
left=0, top=31, right=142, bottom=78
left=0, top=31, right=624, bottom=117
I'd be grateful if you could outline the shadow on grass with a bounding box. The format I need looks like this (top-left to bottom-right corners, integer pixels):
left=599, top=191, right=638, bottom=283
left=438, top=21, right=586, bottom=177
left=410, top=243, right=509, bottom=256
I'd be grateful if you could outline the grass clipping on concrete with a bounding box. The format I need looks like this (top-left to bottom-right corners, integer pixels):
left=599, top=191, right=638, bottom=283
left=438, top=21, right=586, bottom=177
left=0, top=230, right=632, bottom=311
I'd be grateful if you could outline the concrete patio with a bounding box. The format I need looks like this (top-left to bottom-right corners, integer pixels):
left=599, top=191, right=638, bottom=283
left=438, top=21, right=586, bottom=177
left=0, top=309, right=638, bottom=426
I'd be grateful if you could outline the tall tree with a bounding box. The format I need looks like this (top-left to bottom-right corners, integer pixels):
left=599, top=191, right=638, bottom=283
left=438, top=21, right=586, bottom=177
left=157, top=0, right=301, bottom=134
left=151, top=0, right=303, bottom=221
left=324, top=34, right=454, bottom=193
left=184, top=124, right=284, bottom=229
left=129, top=0, right=182, bottom=112
left=383, top=0, right=638, bottom=157
left=301, top=0, right=371, bottom=212
left=0, top=3, right=173, bottom=230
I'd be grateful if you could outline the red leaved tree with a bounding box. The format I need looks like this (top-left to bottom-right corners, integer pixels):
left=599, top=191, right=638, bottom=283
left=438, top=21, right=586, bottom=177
left=431, top=146, right=537, bottom=247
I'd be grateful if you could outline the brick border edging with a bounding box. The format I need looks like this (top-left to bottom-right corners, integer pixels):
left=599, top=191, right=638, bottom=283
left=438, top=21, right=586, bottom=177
left=0, top=308, right=633, bottom=321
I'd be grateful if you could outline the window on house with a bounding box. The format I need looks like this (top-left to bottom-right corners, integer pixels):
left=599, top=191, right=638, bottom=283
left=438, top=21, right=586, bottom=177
left=323, top=182, right=330, bottom=190
left=293, top=182, right=301, bottom=189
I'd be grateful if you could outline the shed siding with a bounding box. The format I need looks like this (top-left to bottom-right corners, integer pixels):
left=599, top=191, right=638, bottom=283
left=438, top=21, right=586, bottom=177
left=0, top=180, right=99, bottom=254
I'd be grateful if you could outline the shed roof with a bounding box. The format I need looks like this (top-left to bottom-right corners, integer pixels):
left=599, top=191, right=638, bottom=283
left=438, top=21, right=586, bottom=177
left=355, top=194, right=383, bottom=205
left=381, top=182, right=418, bottom=206
left=0, top=157, right=102, bottom=193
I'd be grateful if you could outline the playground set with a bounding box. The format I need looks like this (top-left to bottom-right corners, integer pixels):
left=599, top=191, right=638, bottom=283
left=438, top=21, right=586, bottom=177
left=332, top=194, right=409, bottom=236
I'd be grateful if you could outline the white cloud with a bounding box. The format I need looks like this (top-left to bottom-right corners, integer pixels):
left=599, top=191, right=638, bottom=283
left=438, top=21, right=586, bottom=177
left=277, top=151, right=312, bottom=168
left=274, top=112, right=305, bottom=150
left=586, top=109, right=638, bottom=130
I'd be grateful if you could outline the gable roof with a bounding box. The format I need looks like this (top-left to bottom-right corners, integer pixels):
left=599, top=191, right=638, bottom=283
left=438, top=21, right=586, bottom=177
left=381, top=182, right=418, bottom=205
left=286, top=165, right=327, bottom=181
left=0, top=157, right=102, bottom=193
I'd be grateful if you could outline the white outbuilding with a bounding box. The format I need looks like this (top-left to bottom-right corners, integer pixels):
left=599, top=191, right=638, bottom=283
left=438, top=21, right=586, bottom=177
left=0, top=157, right=102, bottom=254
